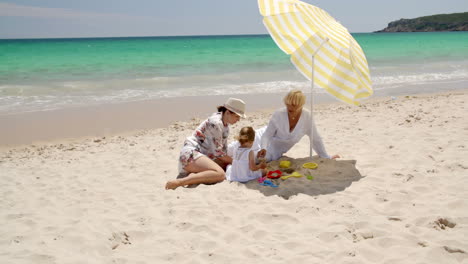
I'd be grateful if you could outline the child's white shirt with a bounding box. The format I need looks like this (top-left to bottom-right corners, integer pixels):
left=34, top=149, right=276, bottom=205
left=226, top=146, right=262, bottom=183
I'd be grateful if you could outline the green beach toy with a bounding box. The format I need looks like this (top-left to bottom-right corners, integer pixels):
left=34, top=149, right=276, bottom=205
left=280, top=171, right=303, bottom=180
left=306, top=175, right=314, bottom=180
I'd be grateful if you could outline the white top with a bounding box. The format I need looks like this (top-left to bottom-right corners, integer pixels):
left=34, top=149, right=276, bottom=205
left=260, top=107, right=330, bottom=161
left=226, top=146, right=262, bottom=183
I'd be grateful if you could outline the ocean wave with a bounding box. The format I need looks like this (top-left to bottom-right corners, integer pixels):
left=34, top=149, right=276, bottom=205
left=1, top=68, right=467, bottom=115
left=371, top=70, right=468, bottom=87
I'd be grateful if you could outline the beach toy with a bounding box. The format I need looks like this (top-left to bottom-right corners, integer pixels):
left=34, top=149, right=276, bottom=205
left=279, top=160, right=291, bottom=168
left=306, top=175, right=314, bottom=180
left=257, top=176, right=267, bottom=183
left=260, top=179, right=278, bottom=188
left=302, top=162, right=318, bottom=169
left=280, top=171, right=303, bottom=180
left=267, top=170, right=282, bottom=179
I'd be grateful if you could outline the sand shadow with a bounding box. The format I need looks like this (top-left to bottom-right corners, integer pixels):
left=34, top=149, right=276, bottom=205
left=243, top=156, right=363, bottom=199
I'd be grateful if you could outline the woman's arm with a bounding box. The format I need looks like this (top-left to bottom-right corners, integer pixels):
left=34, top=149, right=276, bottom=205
left=260, top=112, right=278, bottom=150
left=217, top=155, right=233, bottom=164
left=204, top=114, right=228, bottom=158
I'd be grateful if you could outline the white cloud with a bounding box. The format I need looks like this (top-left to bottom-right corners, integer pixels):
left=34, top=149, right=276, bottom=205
left=0, top=2, right=153, bottom=22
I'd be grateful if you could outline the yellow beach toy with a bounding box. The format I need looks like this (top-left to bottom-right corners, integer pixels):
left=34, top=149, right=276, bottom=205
left=279, top=160, right=291, bottom=168
left=302, top=162, right=318, bottom=169
left=280, top=171, right=303, bottom=180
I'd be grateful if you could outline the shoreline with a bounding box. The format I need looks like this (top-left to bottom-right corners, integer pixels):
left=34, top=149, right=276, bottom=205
left=1, top=85, right=467, bottom=147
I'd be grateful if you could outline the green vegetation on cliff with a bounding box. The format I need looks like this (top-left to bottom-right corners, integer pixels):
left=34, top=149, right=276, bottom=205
left=376, top=12, right=468, bottom=32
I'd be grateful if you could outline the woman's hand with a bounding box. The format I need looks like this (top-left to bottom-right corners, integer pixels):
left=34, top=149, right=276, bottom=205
left=330, top=154, right=341, bottom=159
left=216, top=155, right=233, bottom=164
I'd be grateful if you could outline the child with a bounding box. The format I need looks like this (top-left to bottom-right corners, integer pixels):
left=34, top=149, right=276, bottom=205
left=226, top=127, right=267, bottom=182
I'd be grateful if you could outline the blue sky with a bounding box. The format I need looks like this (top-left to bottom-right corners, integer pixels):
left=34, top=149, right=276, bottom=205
left=0, top=0, right=467, bottom=38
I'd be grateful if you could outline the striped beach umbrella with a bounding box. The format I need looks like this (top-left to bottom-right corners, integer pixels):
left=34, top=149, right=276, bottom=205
left=258, top=0, right=373, bottom=106
left=258, top=0, right=373, bottom=158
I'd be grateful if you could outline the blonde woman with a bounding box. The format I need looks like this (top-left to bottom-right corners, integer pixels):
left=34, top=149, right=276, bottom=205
left=166, top=98, right=246, bottom=190
left=258, top=90, right=340, bottom=161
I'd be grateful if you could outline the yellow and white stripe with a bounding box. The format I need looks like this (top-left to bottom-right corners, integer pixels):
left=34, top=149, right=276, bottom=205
left=258, top=0, right=373, bottom=105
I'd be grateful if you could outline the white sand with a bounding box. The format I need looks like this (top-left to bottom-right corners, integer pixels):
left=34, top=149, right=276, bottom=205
left=1, top=90, right=467, bottom=263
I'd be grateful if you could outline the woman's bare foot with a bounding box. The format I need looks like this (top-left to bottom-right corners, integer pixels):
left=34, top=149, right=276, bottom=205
left=165, top=179, right=182, bottom=190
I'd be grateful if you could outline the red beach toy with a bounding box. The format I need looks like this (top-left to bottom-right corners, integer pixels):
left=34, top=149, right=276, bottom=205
left=267, top=170, right=282, bottom=179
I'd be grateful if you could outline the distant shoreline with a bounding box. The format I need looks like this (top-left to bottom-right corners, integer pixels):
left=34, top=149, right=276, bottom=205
left=375, top=12, right=468, bottom=32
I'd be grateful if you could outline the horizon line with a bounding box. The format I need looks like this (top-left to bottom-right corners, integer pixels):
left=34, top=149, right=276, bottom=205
left=0, top=32, right=376, bottom=41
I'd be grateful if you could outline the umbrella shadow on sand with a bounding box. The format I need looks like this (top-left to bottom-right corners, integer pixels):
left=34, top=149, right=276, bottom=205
left=243, top=156, right=362, bottom=200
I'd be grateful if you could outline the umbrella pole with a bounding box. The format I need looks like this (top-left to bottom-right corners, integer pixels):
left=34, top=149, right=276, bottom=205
left=310, top=55, right=315, bottom=158
left=310, top=38, right=329, bottom=159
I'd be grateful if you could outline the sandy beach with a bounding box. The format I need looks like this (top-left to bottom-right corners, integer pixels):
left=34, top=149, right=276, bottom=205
left=1, top=89, right=467, bottom=263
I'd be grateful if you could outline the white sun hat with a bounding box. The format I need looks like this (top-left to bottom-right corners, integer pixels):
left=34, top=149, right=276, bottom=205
left=224, top=97, right=246, bottom=118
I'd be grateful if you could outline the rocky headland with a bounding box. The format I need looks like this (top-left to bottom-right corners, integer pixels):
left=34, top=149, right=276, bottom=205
left=376, top=12, right=468, bottom=32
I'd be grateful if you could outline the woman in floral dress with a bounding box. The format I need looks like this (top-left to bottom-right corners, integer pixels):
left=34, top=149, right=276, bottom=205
left=165, top=98, right=246, bottom=190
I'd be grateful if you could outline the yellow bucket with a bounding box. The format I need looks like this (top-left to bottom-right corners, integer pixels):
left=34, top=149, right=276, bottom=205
left=279, top=160, right=291, bottom=168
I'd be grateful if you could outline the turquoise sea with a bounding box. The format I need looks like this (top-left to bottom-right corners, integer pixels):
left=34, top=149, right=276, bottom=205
left=1, top=32, right=467, bottom=114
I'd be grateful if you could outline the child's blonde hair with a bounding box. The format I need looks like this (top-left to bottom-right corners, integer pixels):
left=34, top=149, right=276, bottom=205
left=284, top=89, right=306, bottom=107
left=236, top=126, right=255, bottom=145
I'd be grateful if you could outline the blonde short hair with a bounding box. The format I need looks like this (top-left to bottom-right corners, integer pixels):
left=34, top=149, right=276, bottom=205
left=284, top=89, right=306, bottom=107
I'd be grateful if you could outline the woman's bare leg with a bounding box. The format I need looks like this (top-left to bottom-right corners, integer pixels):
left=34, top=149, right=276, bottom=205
left=165, top=156, right=225, bottom=190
